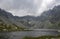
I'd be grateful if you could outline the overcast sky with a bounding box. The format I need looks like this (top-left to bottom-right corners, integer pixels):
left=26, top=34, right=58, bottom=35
left=0, top=0, right=60, bottom=16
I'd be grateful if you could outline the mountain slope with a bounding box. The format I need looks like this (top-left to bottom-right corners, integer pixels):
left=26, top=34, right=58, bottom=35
left=0, top=9, right=25, bottom=31
left=37, top=5, right=60, bottom=29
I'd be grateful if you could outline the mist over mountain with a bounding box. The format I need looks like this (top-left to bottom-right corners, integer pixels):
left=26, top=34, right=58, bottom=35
left=0, top=5, right=60, bottom=30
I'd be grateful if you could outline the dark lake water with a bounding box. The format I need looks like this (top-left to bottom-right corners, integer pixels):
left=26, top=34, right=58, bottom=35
left=0, top=29, right=59, bottom=39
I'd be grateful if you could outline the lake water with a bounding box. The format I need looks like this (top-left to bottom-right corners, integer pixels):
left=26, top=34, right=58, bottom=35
left=0, top=30, right=59, bottom=39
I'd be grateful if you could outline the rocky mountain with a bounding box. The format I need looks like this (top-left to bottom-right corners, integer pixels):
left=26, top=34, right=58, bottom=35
left=0, top=5, right=60, bottom=30
left=18, top=5, right=60, bottom=29
left=0, top=9, right=25, bottom=31
left=36, top=5, right=60, bottom=29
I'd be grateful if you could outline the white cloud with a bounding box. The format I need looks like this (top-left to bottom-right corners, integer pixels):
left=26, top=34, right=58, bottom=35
left=36, top=0, right=55, bottom=16
left=0, top=0, right=60, bottom=16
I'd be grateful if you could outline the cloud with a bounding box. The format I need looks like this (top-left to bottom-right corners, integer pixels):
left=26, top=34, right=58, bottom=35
left=0, top=0, right=60, bottom=16
left=37, top=0, right=55, bottom=16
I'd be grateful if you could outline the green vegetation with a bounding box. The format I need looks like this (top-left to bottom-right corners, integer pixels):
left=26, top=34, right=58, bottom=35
left=0, top=20, right=25, bottom=32
left=23, top=35, right=60, bottom=39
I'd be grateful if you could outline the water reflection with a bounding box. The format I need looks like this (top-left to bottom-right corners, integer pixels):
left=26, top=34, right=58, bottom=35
left=0, top=32, right=11, bottom=39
